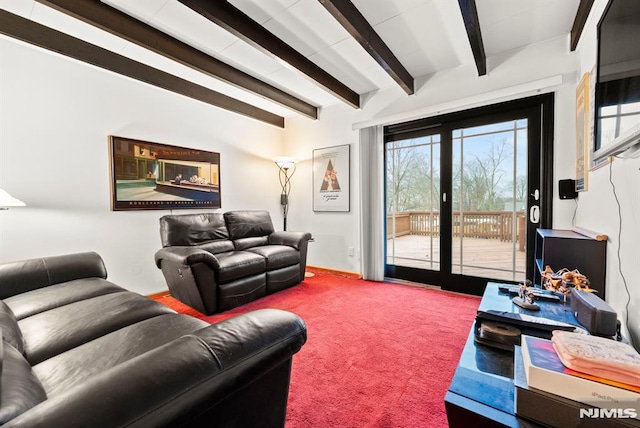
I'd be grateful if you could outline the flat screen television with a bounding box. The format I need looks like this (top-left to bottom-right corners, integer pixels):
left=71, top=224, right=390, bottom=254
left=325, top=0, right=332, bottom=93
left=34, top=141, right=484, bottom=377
left=593, top=0, right=640, bottom=161
left=109, top=136, right=221, bottom=211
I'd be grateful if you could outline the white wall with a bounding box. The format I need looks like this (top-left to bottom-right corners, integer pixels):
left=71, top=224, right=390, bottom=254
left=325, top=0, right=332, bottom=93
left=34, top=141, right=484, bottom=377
left=574, top=0, right=640, bottom=346
left=0, top=39, right=285, bottom=295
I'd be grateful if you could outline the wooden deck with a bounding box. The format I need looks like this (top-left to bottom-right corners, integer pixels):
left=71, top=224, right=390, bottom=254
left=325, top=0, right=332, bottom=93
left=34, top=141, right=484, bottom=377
left=387, top=234, right=526, bottom=282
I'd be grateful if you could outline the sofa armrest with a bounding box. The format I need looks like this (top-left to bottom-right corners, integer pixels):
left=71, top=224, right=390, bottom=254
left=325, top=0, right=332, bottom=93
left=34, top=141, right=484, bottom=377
left=269, top=231, right=312, bottom=250
left=154, top=246, right=220, bottom=270
left=0, top=252, right=107, bottom=299
left=4, top=309, right=307, bottom=428
left=154, top=247, right=221, bottom=315
left=193, top=308, right=307, bottom=366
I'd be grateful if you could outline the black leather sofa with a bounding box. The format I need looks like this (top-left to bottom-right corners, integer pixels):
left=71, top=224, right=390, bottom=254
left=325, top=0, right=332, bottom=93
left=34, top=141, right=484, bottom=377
left=155, top=210, right=312, bottom=315
left=0, top=252, right=306, bottom=427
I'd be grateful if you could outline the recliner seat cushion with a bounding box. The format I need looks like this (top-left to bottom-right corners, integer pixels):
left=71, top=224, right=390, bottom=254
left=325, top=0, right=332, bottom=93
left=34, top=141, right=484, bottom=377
left=34, top=313, right=209, bottom=397
left=215, top=251, right=266, bottom=283
left=19, top=292, right=175, bottom=365
left=234, top=236, right=269, bottom=251
left=4, top=278, right=125, bottom=320
left=0, top=341, right=47, bottom=425
left=198, top=240, right=235, bottom=255
left=247, top=246, right=299, bottom=270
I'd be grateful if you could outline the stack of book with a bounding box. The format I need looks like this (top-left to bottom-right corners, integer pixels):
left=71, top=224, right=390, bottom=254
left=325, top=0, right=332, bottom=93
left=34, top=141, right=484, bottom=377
left=514, top=335, right=640, bottom=427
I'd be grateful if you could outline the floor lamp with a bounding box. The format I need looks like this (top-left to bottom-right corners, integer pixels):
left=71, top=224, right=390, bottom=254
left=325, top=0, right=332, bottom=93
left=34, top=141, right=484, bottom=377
left=274, top=157, right=296, bottom=231
left=0, top=188, right=26, bottom=210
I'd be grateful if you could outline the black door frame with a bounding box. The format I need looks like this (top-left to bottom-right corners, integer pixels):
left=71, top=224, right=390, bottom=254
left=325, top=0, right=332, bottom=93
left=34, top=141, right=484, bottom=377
left=383, top=93, right=554, bottom=296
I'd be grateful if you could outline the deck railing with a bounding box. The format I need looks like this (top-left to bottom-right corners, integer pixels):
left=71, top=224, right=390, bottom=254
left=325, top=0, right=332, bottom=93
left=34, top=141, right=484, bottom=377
left=387, top=211, right=526, bottom=251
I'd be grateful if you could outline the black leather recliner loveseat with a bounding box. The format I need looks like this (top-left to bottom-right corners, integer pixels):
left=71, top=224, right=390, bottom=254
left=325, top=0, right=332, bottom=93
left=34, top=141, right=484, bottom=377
left=0, top=252, right=306, bottom=427
left=155, top=210, right=312, bottom=315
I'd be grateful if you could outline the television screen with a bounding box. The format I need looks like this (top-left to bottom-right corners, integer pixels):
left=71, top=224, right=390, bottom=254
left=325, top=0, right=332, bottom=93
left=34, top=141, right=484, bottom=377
left=109, top=136, right=221, bottom=211
left=595, top=0, right=640, bottom=152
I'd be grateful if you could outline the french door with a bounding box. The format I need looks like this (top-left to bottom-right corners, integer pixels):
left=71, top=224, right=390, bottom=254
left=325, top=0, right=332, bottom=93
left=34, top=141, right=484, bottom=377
left=384, top=95, right=553, bottom=295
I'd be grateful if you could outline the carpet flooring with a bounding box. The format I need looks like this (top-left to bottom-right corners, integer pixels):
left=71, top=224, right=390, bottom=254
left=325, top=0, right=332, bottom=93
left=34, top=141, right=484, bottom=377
left=155, top=273, right=480, bottom=427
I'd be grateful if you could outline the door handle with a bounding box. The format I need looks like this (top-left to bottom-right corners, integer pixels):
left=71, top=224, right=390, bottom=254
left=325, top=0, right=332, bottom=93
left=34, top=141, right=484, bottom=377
left=531, top=189, right=540, bottom=201
left=530, top=206, right=540, bottom=223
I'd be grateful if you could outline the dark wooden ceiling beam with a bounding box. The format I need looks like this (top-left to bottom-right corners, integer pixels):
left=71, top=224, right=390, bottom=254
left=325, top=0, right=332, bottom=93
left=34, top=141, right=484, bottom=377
left=318, top=0, right=414, bottom=95
left=0, top=10, right=284, bottom=128
left=570, top=0, right=595, bottom=51
left=458, top=0, right=487, bottom=76
left=179, top=0, right=360, bottom=109
left=36, top=0, right=316, bottom=120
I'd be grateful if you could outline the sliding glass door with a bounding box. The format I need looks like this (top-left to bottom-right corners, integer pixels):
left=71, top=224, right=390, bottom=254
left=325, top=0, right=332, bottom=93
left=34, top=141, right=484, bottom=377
left=384, top=95, right=553, bottom=295
left=386, top=134, right=441, bottom=271
left=451, top=120, right=528, bottom=282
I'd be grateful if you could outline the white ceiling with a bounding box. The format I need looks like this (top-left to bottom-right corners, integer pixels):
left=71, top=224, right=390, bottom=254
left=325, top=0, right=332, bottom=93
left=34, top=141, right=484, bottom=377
left=0, top=0, right=581, bottom=119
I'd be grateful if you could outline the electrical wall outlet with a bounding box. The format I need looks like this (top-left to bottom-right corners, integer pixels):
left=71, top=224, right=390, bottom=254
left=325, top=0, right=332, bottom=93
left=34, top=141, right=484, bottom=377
left=348, top=246, right=355, bottom=256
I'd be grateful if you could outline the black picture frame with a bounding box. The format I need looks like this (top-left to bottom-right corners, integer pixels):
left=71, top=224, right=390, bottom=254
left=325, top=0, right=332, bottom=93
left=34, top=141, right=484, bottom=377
left=312, top=144, right=350, bottom=212
left=109, top=135, right=221, bottom=211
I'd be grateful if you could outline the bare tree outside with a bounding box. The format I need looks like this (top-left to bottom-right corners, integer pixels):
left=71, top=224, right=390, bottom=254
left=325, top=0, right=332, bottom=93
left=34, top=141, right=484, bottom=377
left=454, top=137, right=515, bottom=212
left=386, top=139, right=440, bottom=213
left=388, top=136, right=526, bottom=214
left=516, top=176, right=527, bottom=202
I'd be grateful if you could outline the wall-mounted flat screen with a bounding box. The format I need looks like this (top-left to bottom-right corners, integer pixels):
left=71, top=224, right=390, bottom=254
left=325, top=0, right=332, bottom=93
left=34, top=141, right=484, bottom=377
left=109, top=136, right=221, bottom=211
left=595, top=0, right=640, bottom=153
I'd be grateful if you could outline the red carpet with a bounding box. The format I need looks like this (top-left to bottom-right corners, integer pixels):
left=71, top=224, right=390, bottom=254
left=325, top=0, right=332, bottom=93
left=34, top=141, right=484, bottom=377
left=155, top=273, right=480, bottom=427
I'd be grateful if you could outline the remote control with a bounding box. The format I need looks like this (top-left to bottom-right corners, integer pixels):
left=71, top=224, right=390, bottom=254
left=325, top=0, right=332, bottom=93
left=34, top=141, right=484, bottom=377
left=498, top=285, right=562, bottom=302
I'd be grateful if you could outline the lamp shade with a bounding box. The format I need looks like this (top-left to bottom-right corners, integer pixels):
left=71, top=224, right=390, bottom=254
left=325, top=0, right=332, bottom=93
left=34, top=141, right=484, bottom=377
left=274, top=157, right=295, bottom=170
left=0, top=189, right=26, bottom=208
